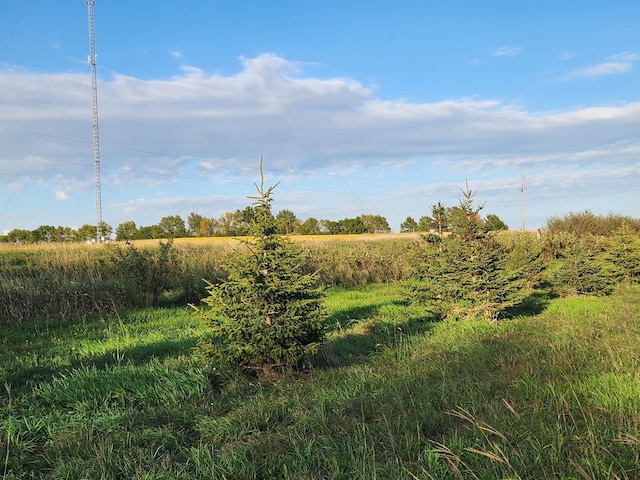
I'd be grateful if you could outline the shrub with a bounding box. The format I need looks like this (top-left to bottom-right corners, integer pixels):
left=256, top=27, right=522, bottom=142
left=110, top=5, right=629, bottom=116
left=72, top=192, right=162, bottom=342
left=104, top=240, right=172, bottom=308
left=546, top=211, right=640, bottom=236
left=549, top=235, right=614, bottom=296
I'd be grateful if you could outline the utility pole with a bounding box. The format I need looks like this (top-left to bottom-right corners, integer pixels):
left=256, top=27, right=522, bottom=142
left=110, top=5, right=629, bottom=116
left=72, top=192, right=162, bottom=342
left=520, top=176, right=525, bottom=231
left=86, top=1, right=103, bottom=242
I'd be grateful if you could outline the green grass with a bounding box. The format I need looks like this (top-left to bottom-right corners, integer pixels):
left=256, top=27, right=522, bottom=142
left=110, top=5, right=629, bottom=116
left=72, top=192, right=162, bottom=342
left=2, top=283, right=640, bottom=478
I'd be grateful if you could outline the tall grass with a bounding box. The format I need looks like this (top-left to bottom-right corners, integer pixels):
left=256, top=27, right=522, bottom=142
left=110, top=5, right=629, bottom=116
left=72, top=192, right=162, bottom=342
left=2, top=283, right=640, bottom=478
left=1, top=236, right=420, bottom=325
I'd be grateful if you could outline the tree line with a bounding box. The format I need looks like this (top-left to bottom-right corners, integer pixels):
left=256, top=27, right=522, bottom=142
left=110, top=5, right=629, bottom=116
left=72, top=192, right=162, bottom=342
left=0, top=202, right=514, bottom=244
left=0, top=210, right=395, bottom=243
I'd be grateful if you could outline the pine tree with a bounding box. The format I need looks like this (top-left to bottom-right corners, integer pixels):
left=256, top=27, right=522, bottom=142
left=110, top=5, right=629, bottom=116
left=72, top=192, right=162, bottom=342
left=407, top=183, right=526, bottom=321
left=604, top=220, right=640, bottom=284
left=551, top=234, right=614, bottom=296
left=197, top=160, right=326, bottom=371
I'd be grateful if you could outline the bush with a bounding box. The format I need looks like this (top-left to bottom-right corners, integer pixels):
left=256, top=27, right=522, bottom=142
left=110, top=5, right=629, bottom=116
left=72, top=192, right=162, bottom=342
left=546, top=211, right=640, bottom=236
left=104, top=240, right=180, bottom=308
left=549, top=234, right=614, bottom=297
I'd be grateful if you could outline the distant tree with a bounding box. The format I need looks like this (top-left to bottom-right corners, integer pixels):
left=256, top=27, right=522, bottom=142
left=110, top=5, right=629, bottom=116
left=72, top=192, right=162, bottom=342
left=116, top=221, right=140, bottom=241
left=275, top=209, right=299, bottom=234
left=400, top=216, right=418, bottom=233
left=157, top=215, right=187, bottom=239
left=31, top=225, right=55, bottom=243
left=77, top=224, right=99, bottom=242
left=485, top=214, right=508, bottom=232
left=298, top=217, right=322, bottom=235
left=99, top=222, right=113, bottom=241
left=234, top=206, right=259, bottom=235
left=48, top=226, right=75, bottom=242
left=187, top=213, right=205, bottom=236
left=73, top=222, right=112, bottom=242
left=360, top=214, right=391, bottom=233
left=417, top=215, right=431, bottom=232
left=138, top=225, right=160, bottom=239
left=199, top=217, right=219, bottom=237
left=338, top=217, right=366, bottom=234
left=188, top=212, right=218, bottom=237
left=320, top=219, right=341, bottom=235
left=7, top=229, right=32, bottom=243
left=198, top=161, right=326, bottom=371
left=217, top=212, right=239, bottom=236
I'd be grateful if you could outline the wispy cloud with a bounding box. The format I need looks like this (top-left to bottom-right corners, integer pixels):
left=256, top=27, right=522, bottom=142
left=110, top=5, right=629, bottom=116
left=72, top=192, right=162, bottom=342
left=558, top=51, right=577, bottom=61
left=569, top=62, right=631, bottom=78
left=492, top=46, right=522, bottom=57
left=567, top=51, right=638, bottom=78
left=609, top=51, right=639, bottom=62
left=170, top=51, right=183, bottom=59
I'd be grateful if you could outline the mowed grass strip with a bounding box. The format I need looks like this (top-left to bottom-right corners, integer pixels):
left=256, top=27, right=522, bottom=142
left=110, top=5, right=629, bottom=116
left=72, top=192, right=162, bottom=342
left=1, top=284, right=639, bottom=479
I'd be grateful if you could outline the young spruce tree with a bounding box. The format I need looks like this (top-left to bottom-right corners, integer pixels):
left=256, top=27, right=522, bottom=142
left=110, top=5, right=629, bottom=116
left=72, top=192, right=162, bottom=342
left=198, top=160, right=326, bottom=371
left=408, top=182, right=527, bottom=322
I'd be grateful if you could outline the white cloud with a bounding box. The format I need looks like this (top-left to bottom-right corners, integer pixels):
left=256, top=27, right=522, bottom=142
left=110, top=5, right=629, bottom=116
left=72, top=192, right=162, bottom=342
left=1, top=54, right=638, bottom=177
left=55, top=190, right=68, bottom=200
left=567, top=51, right=638, bottom=78
left=569, top=61, right=632, bottom=78
left=170, top=50, right=183, bottom=59
left=608, top=52, right=638, bottom=62
left=492, top=46, right=522, bottom=57
left=0, top=54, right=639, bottom=230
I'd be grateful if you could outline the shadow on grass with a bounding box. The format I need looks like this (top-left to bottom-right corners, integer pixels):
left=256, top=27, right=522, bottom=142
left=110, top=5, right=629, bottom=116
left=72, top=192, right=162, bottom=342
left=504, top=290, right=552, bottom=318
left=317, top=285, right=555, bottom=370
left=3, top=336, right=199, bottom=393
left=326, top=301, right=393, bottom=331
left=318, top=294, right=437, bottom=369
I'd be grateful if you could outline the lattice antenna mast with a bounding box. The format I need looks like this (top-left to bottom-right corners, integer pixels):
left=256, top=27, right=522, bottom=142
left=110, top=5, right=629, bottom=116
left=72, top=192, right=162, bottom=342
left=519, top=176, right=525, bottom=231
left=86, top=1, right=103, bottom=242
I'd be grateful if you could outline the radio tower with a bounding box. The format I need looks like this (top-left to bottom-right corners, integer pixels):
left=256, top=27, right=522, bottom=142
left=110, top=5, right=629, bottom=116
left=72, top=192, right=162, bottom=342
left=520, top=176, right=525, bottom=231
left=86, top=1, right=103, bottom=242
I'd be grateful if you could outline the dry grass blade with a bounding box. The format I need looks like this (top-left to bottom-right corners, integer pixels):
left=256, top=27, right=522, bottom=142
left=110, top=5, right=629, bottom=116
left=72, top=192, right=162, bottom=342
left=502, top=398, right=519, bottom=417
left=615, top=433, right=640, bottom=445
left=447, top=407, right=509, bottom=442
left=570, top=458, right=593, bottom=480
left=465, top=447, right=508, bottom=465
left=428, top=441, right=470, bottom=479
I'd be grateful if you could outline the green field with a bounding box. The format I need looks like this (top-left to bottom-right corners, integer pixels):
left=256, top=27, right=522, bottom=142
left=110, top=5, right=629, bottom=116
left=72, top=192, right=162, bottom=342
left=2, top=282, right=640, bottom=479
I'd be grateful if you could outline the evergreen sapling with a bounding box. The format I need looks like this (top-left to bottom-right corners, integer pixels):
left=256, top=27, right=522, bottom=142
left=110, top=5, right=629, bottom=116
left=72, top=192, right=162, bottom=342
left=197, top=161, right=327, bottom=371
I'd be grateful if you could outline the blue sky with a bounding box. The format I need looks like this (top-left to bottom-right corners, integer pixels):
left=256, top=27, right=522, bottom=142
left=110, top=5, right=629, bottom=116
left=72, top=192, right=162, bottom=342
left=1, top=1, right=639, bottom=234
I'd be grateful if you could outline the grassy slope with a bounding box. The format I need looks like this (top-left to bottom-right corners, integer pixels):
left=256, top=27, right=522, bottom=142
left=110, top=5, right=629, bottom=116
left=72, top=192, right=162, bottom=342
left=1, top=283, right=640, bottom=479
